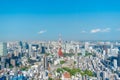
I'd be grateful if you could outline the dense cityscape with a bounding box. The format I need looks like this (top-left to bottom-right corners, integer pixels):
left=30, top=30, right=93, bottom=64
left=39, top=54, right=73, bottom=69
left=0, top=36, right=120, bottom=80
left=1, top=0, right=120, bottom=80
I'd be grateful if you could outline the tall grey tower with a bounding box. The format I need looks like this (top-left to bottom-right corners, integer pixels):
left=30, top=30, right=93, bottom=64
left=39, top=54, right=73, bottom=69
left=0, top=42, right=7, bottom=56
left=75, top=46, right=79, bottom=68
left=117, top=51, right=120, bottom=67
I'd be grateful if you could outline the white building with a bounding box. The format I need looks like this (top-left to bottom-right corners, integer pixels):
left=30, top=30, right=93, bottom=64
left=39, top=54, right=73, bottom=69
left=114, top=59, right=117, bottom=69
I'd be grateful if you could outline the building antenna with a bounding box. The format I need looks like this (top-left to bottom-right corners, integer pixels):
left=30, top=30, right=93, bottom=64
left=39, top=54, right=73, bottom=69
left=59, top=33, right=62, bottom=44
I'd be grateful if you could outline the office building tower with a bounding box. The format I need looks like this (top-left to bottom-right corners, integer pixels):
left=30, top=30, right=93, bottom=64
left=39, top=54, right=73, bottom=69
left=0, top=56, right=6, bottom=70
left=103, top=45, right=108, bottom=54
left=117, top=47, right=120, bottom=68
left=117, top=51, right=120, bottom=67
left=29, top=44, right=32, bottom=57
left=22, top=42, right=29, bottom=50
left=19, top=41, right=23, bottom=48
left=75, top=46, right=79, bottom=68
left=41, top=46, right=46, bottom=54
left=110, top=44, right=113, bottom=54
left=0, top=42, right=7, bottom=56
left=43, top=55, right=49, bottom=70
left=18, top=46, right=22, bottom=53
left=114, top=59, right=117, bottom=69
left=85, top=42, right=89, bottom=50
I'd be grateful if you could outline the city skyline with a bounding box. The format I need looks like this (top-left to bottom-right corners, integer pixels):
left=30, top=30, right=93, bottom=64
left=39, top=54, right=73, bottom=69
left=0, top=0, right=120, bottom=41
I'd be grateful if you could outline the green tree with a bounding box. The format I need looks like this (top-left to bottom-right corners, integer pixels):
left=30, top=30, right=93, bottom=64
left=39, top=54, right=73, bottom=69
left=48, top=77, right=54, bottom=80
left=84, top=69, right=93, bottom=76
left=20, top=67, right=29, bottom=71
left=60, top=60, right=65, bottom=64
left=63, top=53, right=74, bottom=57
left=57, top=68, right=63, bottom=73
left=46, top=53, right=50, bottom=56
left=9, top=65, right=14, bottom=69
left=78, top=53, right=82, bottom=56
left=61, top=67, right=94, bottom=77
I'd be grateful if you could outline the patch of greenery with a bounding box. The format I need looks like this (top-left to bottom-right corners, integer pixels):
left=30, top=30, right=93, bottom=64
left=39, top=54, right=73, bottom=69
left=20, top=66, right=29, bottom=71
left=62, top=67, right=81, bottom=76
left=62, top=67, right=71, bottom=73
left=28, top=58, right=31, bottom=62
left=57, top=68, right=64, bottom=73
left=78, top=53, right=82, bottom=56
left=60, top=60, right=65, bottom=64
left=85, top=51, right=93, bottom=57
left=63, top=53, right=74, bottom=57
left=48, top=77, right=54, bottom=80
left=62, top=67, right=94, bottom=77
left=74, top=61, right=76, bottom=64
left=51, top=54, right=54, bottom=57
left=46, top=53, right=50, bottom=56
left=9, top=65, right=14, bottom=69
left=84, top=69, right=94, bottom=76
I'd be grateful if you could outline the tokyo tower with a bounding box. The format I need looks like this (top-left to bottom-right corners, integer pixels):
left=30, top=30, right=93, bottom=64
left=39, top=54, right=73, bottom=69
left=58, top=34, right=63, bottom=57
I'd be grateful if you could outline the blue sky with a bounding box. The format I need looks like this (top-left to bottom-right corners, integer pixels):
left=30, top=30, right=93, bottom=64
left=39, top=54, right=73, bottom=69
left=0, top=0, right=120, bottom=41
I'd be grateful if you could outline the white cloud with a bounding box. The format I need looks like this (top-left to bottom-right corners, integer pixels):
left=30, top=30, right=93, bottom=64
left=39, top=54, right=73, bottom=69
left=91, top=29, right=101, bottom=33
left=38, top=30, right=47, bottom=34
left=91, top=28, right=111, bottom=33
left=102, top=28, right=111, bottom=32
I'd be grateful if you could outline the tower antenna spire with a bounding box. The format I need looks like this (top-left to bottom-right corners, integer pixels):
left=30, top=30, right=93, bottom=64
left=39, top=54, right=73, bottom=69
left=59, top=33, right=62, bottom=44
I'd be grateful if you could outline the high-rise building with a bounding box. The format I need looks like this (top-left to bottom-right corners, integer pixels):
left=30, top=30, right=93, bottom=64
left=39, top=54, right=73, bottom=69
left=117, top=51, right=120, bottom=67
left=41, top=46, right=46, bottom=54
left=43, top=55, right=49, bottom=70
left=29, top=44, right=32, bottom=57
left=114, top=59, right=117, bottom=69
left=0, top=42, right=7, bottom=56
left=19, top=41, right=23, bottom=48
left=117, top=47, right=120, bottom=67
left=75, top=46, right=79, bottom=68
left=85, top=42, right=89, bottom=50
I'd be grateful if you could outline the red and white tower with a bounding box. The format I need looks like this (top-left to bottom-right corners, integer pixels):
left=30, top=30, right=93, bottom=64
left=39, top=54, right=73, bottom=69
left=58, top=34, right=63, bottom=57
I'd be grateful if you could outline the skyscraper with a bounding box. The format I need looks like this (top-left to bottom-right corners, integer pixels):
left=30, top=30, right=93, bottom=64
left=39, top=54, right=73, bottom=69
left=19, top=41, right=23, bottom=49
left=117, top=51, right=120, bottom=67
left=0, top=42, right=7, bottom=56
left=43, top=55, right=49, bottom=70
left=85, top=42, right=89, bottom=50
left=118, top=48, right=120, bottom=69
left=29, top=44, right=32, bottom=57
left=41, top=46, right=46, bottom=54
left=114, top=59, right=117, bottom=69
